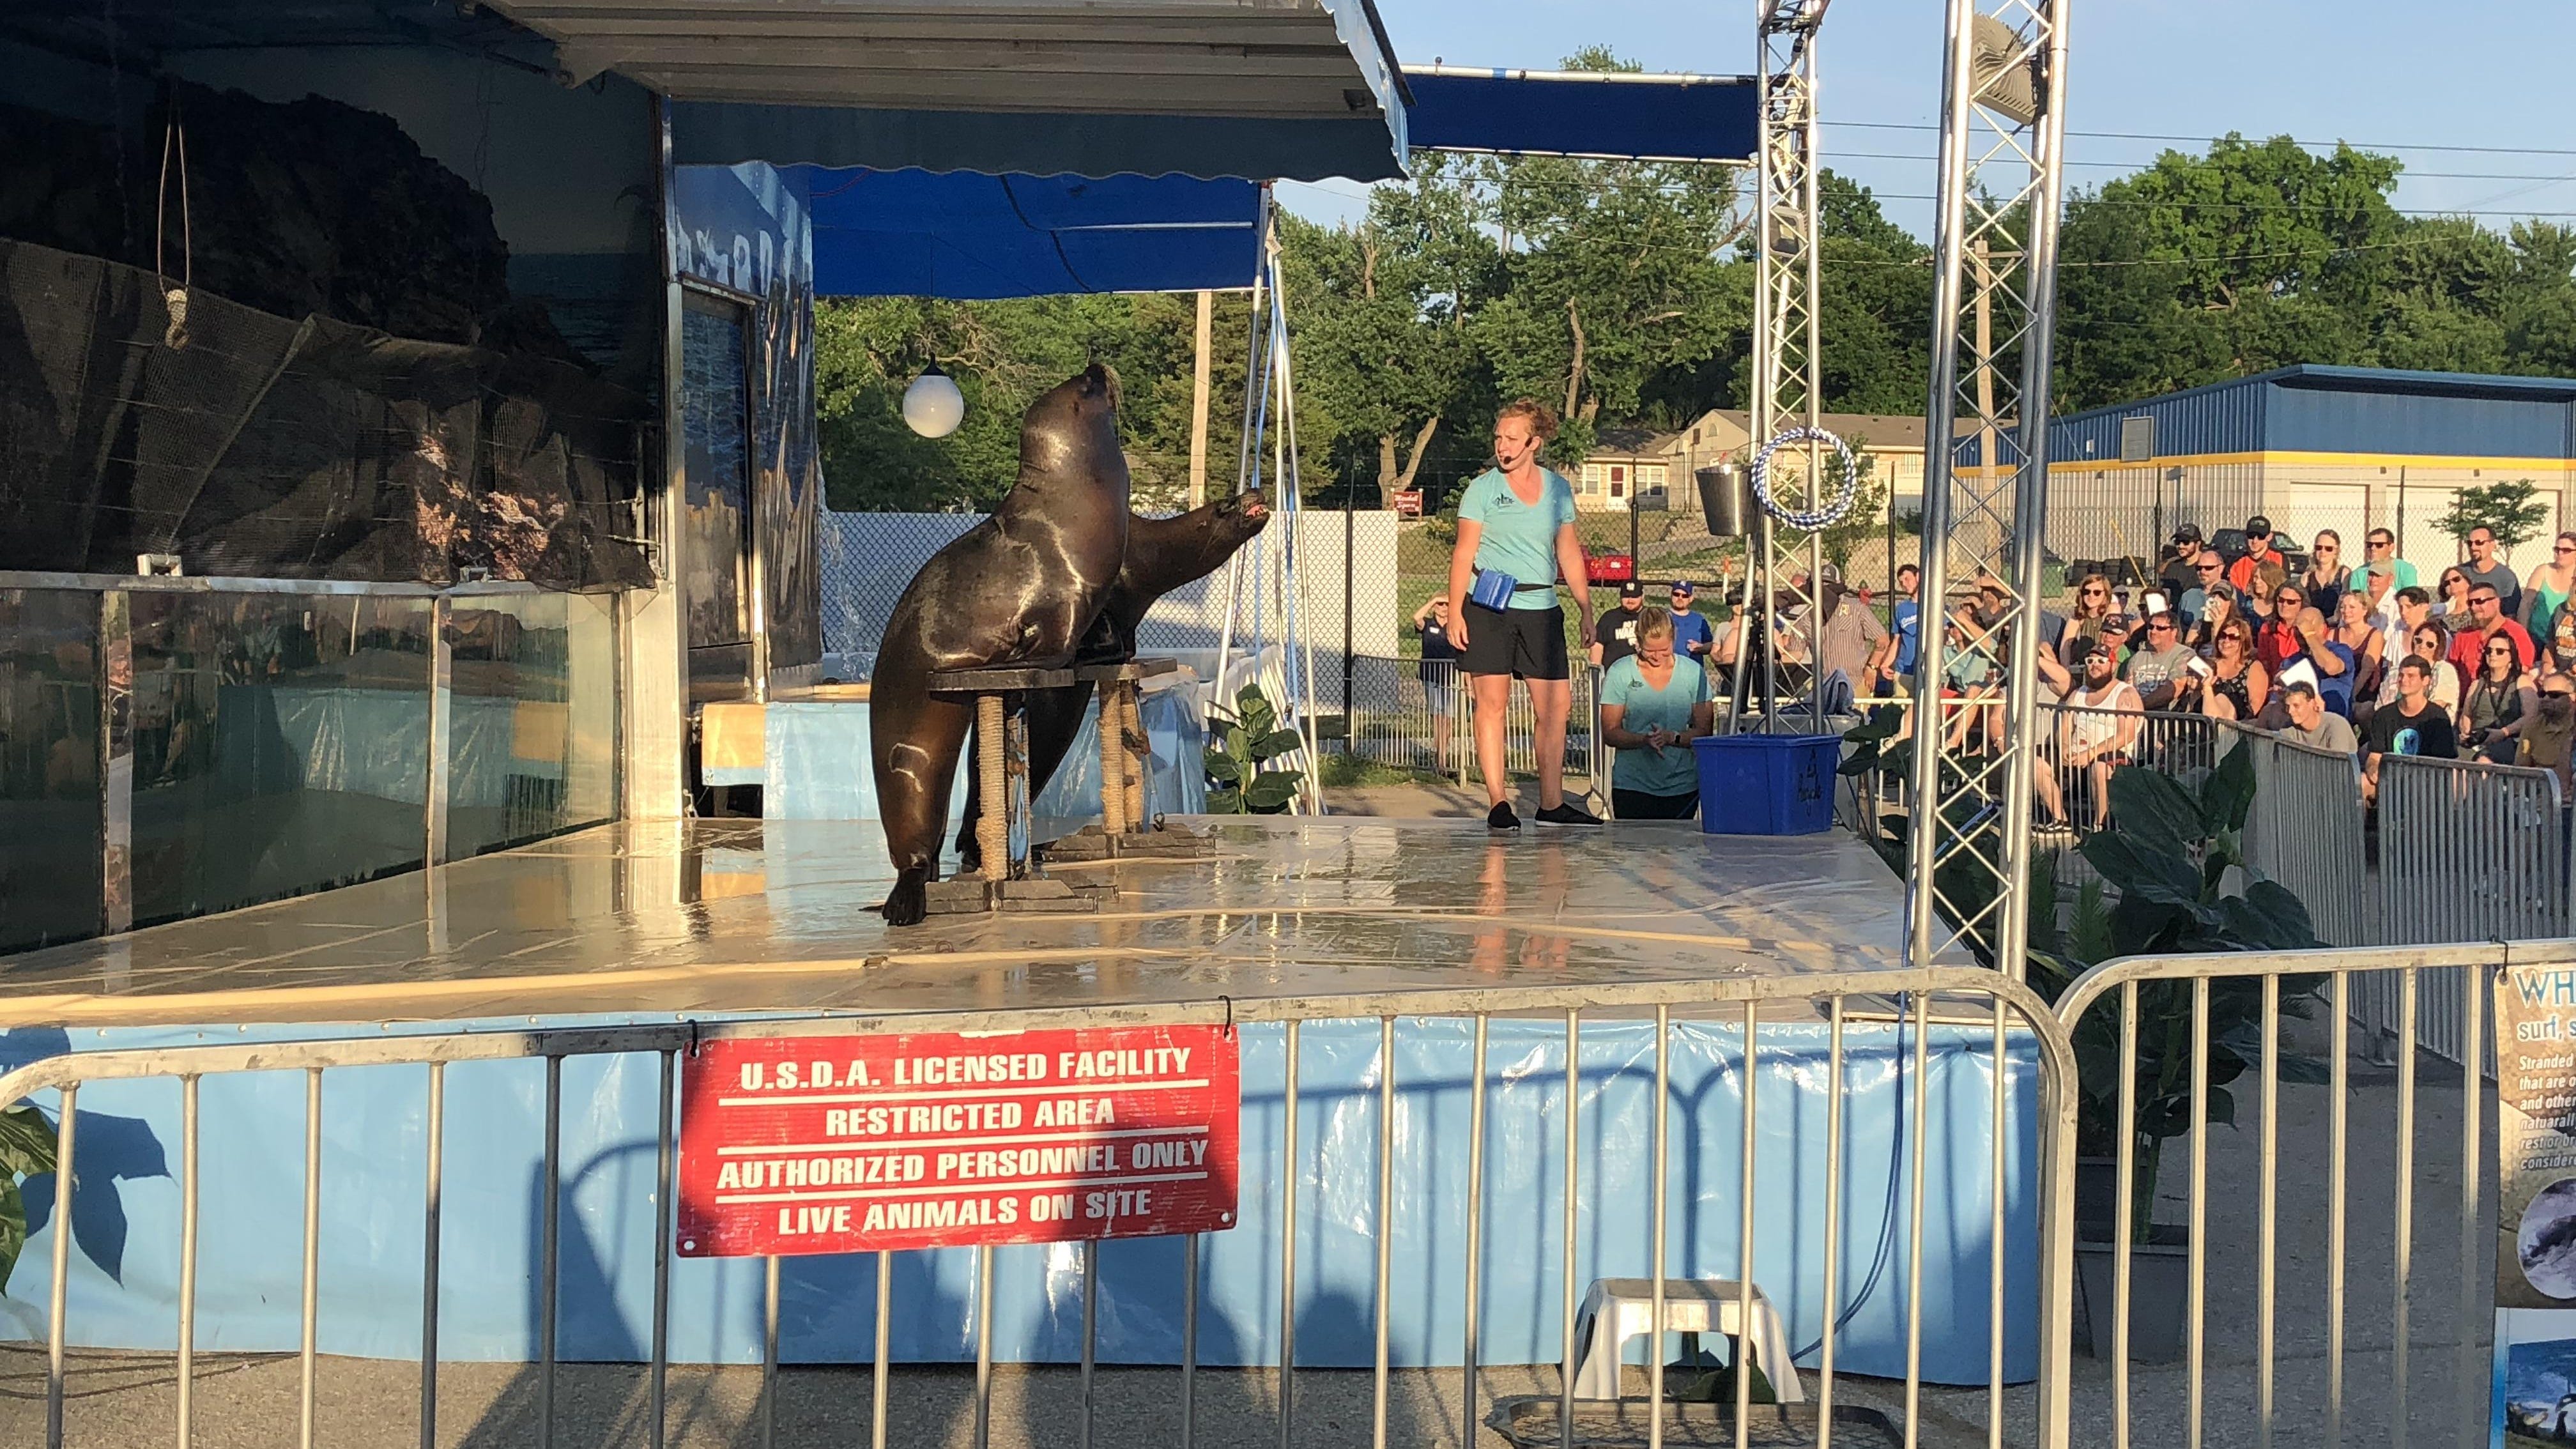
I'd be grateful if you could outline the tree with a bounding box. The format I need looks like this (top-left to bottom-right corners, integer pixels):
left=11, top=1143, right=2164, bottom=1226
left=1280, top=155, right=1499, bottom=508
left=813, top=291, right=1257, bottom=512
left=2435, top=479, right=2552, bottom=553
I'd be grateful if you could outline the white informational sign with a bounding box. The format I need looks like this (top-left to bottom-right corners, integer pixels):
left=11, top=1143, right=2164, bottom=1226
left=2491, top=967, right=2576, bottom=1444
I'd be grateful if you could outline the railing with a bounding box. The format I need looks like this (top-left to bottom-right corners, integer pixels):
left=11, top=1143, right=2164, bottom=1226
left=0, top=572, right=620, bottom=953
left=2055, top=940, right=2538, bottom=1449
left=2234, top=728, right=2372, bottom=947
left=0, top=970, right=2077, bottom=1449
left=1337, top=655, right=1595, bottom=783
left=2369, top=754, right=2567, bottom=1069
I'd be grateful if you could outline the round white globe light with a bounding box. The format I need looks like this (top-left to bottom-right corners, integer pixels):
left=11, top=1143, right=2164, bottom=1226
left=901, top=366, right=965, bottom=439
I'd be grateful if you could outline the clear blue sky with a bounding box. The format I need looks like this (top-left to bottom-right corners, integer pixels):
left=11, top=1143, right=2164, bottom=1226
left=1281, top=0, right=2576, bottom=240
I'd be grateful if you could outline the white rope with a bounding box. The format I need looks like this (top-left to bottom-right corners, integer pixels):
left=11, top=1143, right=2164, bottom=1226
left=1751, top=425, right=1860, bottom=531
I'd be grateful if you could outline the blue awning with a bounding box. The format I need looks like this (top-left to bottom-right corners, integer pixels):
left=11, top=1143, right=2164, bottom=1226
left=1400, top=66, right=1758, bottom=164
left=790, top=167, right=1263, bottom=299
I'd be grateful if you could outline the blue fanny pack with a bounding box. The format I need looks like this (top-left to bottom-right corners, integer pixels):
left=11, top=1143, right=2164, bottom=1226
left=1469, top=569, right=1552, bottom=611
left=1468, top=569, right=1517, bottom=611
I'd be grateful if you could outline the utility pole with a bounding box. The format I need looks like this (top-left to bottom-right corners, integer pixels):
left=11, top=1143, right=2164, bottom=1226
left=1188, top=289, right=1214, bottom=508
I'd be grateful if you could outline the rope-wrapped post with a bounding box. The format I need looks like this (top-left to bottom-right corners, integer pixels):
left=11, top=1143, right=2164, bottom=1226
left=976, top=694, right=1008, bottom=882
left=1098, top=687, right=1129, bottom=835
left=1119, top=688, right=1149, bottom=832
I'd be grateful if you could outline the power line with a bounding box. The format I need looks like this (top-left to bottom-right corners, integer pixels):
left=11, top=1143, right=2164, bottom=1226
left=1821, top=119, right=2576, bottom=159
left=1826, top=150, right=2576, bottom=185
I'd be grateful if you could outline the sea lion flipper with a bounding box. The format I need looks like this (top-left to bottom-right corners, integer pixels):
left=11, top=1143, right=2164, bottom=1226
left=882, top=868, right=930, bottom=927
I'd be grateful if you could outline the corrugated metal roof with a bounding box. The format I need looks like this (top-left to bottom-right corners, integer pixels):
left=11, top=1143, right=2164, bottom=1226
left=2048, top=365, right=2576, bottom=463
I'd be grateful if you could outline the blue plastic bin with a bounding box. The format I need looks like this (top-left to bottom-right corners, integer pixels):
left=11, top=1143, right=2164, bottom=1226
left=1693, top=733, right=1841, bottom=835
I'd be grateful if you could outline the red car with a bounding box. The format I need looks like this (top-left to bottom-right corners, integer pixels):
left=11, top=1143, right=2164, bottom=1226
left=1586, top=552, right=1636, bottom=585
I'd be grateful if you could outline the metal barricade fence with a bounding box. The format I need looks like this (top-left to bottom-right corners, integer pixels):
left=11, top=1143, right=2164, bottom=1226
left=2234, top=728, right=2372, bottom=949
left=1335, top=656, right=1594, bottom=785
left=2370, top=755, right=2568, bottom=1070
left=0, top=971, right=2078, bottom=1449
left=2054, top=939, right=2545, bottom=1449
left=1343, top=655, right=1460, bottom=777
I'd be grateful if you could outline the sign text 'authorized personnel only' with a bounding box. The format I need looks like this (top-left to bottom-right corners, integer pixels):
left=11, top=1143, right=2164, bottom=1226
left=677, top=1026, right=1240, bottom=1256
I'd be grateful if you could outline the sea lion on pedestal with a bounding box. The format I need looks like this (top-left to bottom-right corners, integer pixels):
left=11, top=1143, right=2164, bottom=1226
left=872, top=364, right=1130, bottom=926
left=953, top=488, right=1271, bottom=874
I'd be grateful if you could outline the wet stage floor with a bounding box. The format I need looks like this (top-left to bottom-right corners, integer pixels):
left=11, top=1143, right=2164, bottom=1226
left=0, top=817, right=1940, bottom=1028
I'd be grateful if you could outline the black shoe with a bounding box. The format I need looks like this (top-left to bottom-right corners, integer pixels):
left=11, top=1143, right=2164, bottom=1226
left=1487, top=801, right=1521, bottom=831
left=1536, top=801, right=1603, bottom=827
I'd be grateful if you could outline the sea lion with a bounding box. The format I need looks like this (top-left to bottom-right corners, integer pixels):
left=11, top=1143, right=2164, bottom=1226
left=873, top=364, right=1131, bottom=926
left=953, top=489, right=1271, bottom=874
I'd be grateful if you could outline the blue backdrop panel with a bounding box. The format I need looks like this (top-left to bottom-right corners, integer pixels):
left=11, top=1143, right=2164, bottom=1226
left=0, top=1015, right=2037, bottom=1384
left=794, top=169, right=1262, bottom=300
left=1400, top=69, right=1759, bottom=163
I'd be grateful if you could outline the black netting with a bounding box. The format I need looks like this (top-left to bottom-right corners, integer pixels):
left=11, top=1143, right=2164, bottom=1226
left=0, top=237, right=650, bottom=586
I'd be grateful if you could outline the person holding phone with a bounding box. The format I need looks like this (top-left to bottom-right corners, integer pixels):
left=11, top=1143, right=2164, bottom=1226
left=1446, top=399, right=1599, bottom=831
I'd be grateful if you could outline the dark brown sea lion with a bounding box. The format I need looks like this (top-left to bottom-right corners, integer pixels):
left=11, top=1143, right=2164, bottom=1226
left=953, top=488, right=1271, bottom=874
left=872, top=364, right=1131, bottom=926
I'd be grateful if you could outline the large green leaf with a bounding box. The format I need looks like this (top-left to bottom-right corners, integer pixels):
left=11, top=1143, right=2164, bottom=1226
left=2106, top=766, right=2204, bottom=856
left=1253, top=729, right=1305, bottom=763
left=2200, top=739, right=2257, bottom=834
left=1204, top=749, right=1243, bottom=784
left=0, top=1176, right=21, bottom=1298
left=0, top=1106, right=54, bottom=1180
left=2220, top=879, right=2320, bottom=951
left=1236, top=686, right=1277, bottom=739
left=1206, top=787, right=1244, bottom=814
left=2079, top=831, right=2205, bottom=907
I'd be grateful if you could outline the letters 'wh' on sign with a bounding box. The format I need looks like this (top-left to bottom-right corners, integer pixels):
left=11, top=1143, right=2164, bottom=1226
left=677, top=1026, right=1241, bottom=1257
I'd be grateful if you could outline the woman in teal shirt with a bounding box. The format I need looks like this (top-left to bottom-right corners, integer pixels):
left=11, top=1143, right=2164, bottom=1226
left=1598, top=609, right=1716, bottom=820
left=1446, top=399, right=1599, bottom=831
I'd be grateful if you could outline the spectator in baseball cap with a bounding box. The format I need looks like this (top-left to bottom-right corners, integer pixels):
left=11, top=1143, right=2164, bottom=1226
left=2228, top=514, right=2285, bottom=594
left=2160, top=524, right=2205, bottom=592
left=1591, top=581, right=1647, bottom=668
left=1666, top=579, right=1715, bottom=662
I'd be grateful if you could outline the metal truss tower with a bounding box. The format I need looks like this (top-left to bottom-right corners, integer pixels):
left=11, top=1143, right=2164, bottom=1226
left=1748, top=0, right=1827, bottom=733
left=1904, top=0, right=2072, bottom=976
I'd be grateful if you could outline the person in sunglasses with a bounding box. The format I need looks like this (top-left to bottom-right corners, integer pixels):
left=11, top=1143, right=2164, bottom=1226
left=2517, top=673, right=2576, bottom=795
left=2227, top=514, right=2285, bottom=593
left=2299, top=530, right=2350, bottom=618
left=2177, top=548, right=2226, bottom=627
left=2120, top=611, right=2196, bottom=710
left=2460, top=628, right=2539, bottom=765
left=2522, top=531, right=2576, bottom=634
left=2356, top=528, right=2418, bottom=594
left=2254, top=584, right=2310, bottom=673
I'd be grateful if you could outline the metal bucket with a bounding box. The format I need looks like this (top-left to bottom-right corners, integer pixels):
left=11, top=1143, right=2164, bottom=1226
left=1698, top=463, right=1754, bottom=537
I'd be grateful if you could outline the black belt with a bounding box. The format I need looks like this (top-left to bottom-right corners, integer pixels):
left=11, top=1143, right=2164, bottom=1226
left=1512, top=582, right=1555, bottom=592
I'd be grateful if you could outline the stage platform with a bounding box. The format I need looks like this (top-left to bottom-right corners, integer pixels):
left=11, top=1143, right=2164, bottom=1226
left=0, top=815, right=2035, bottom=1387
left=0, top=815, right=1954, bottom=1029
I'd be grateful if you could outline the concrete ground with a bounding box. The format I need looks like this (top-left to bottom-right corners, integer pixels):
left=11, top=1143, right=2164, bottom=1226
left=0, top=1031, right=2498, bottom=1448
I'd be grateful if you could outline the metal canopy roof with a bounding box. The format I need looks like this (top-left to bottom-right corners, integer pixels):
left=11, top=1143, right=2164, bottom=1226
left=480, top=0, right=1408, bottom=180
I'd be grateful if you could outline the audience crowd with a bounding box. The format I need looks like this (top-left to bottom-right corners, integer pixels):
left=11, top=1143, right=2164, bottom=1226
left=1914, top=515, right=2576, bottom=825
left=1404, top=511, right=2576, bottom=826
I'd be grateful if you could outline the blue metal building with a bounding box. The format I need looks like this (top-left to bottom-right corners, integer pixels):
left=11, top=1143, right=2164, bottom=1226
left=2035, top=366, right=2576, bottom=574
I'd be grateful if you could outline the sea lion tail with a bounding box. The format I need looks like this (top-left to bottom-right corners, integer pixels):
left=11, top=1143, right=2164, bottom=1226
left=882, top=867, right=931, bottom=928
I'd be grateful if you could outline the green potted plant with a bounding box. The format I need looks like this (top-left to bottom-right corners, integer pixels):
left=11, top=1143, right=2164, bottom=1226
left=2026, top=747, right=2328, bottom=1362
left=0, top=1101, right=59, bottom=1296
left=1204, top=684, right=1305, bottom=814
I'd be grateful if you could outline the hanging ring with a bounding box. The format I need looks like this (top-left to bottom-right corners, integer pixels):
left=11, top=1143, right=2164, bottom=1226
left=1751, top=426, right=1859, bottom=532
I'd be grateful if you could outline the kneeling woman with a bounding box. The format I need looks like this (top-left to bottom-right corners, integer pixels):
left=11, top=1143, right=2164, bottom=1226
left=1598, top=607, right=1717, bottom=820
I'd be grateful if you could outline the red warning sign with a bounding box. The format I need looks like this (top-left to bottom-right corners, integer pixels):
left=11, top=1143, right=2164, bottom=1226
left=675, top=1026, right=1241, bottom=1257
